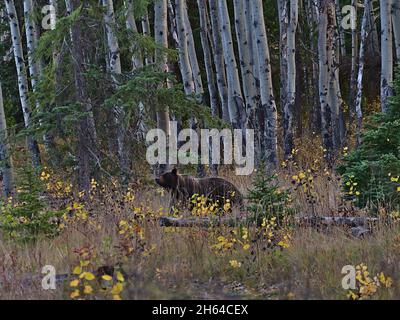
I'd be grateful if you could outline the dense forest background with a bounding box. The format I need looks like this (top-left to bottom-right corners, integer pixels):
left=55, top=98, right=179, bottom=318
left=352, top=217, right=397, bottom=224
left=0, top=0, right=399, bottom=300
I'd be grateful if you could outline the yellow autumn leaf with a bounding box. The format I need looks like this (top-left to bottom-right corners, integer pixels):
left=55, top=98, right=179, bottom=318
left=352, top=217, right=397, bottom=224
left=102, top=275, right=113, bottom=281
left=70, top=289, right=80, bottom=299
left=73, top=266, right=82, bottom=275
left=111, top=282, right=123, bottom=295
left=84, top=285, right=93, bottom=295
left=116, top=271, right=125, bottom=282
left=84, top=272, right=95, bottom=281
left=113, top=294, right=122, bottom=300
left=70, top=279, right=80, bottom=287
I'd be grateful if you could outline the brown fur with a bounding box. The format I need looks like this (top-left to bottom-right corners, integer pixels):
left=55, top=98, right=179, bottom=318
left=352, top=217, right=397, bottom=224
left=155, top=169, right=243, bottom=209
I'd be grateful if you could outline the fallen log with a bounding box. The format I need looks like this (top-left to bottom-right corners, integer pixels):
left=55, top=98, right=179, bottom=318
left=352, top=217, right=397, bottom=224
left=159, top=215, right=379, bottom=228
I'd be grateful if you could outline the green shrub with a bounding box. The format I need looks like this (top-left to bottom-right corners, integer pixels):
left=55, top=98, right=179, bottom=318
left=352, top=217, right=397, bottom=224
left=0, top=166, right=65, bottom=242
left=246, top=173, right=293, bottom=225
left=338, top=70, right=400, bottom=211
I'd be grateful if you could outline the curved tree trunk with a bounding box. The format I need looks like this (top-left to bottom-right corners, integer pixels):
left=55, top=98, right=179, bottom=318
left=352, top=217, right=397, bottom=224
left=5, top=0, right=41, bottom=168
left=0, top=82, right=14, bottom=198
left=251, top=0, right=278, bottom=172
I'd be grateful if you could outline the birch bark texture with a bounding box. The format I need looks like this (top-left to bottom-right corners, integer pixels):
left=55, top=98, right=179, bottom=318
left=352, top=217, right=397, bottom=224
left=5, top=0, right=41, bottom=168
left=102, top=0, right=130, bottom=179
left=354, top=0, right=370, bottom=144
left=284, top=0, right=298, bottom=158
left=233, top=0, right=257, bottom=123
left=380, top=0, right=394, bottom=112
left=154, top=0, right=171, bottom=173
left=251, top=0, right=278, bottom=171
left=218, top=0, right=245, bottom=129
left=208, top=0, right=229, bottom=122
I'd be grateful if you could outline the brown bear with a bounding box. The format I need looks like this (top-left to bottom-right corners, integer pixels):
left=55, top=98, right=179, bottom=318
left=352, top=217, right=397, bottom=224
left=155, top=168, right=243, bottom=211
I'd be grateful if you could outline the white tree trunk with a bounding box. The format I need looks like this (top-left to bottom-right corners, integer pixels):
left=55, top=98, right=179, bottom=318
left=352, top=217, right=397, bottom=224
left=218, top=0, right=245, bottom=129
left=197, top=0, right=218, bottom=118
left=5, top=0, right=41, bottom=167
left=318, top=0, right=333, bottom=159
left=197, top=0, right=219, bottom=176
left=354, top=0, right=370, bottom=144
left=154, top=0, right=171, bottom=173
left=283, top=0, right=298, bottom=158
left=208, top=0, right=229, bottom=123
left=380, top=0, right=394, bottom=112
left=233, top=0, right=256, bottom=123
left=175, top=0, right=195, bottom=97
left=125, top=0, right=143, bottom=70
left=183, top=0, right=204, bottom=98
left=392, top=1, right=400, bottom=60
left=349, top=0, right=358, bottom=120
left=102, top=0, right=130, bottom=179
left=0, top=82, right=14, bottom=197
left=251, top=0, right=278, bottom=171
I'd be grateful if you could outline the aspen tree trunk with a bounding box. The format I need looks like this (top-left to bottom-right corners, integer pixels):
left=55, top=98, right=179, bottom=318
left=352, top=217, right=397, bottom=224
left=318, top=0, right=334, bottom=161
left=354, top=0, right=370, bottom=145
left=197, top=0, right=218, bottom=118
left=233, top=0, right=256, bottom=123
left=0, top=82, right=14, bottom=198
left=125, top=0, right=143, bottom=70
left=393, top=1, right=400, bottom=60
left=183, top=0, right=204, bottom=99
left=349, top=0, right=358, bottom=123
left=380, top=0, right=394, bottom=112
left=154, top=0, right=171, bottom=174
left=102, top=0, right=130, bottom=181
left=277, top=0, right=288, bottom=114
left=283, top=0, right=298, bottom=158
left=208, top=0, right=229, bottom=123
left=218, top=0, right=245, bottom=129
left=5, top=0, right=41, bottom=168
left=167, top=0, right=180, bottom=48
left=66, top=0, right=98, bottom=191
left=251, top=0, right=278, bottom=171
left=175, top=0, right=206, bottom=177
left=197, top=0, right=219, bottom=176
left=141, top=8, right=154, bottom=65
left=175, top=0, right=195, bottom=97
left=330, top=5, right=345, bottom=148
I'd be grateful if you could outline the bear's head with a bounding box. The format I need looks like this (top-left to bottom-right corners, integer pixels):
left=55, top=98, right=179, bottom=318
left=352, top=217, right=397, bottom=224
left=155, top=168, right=179, bottom=191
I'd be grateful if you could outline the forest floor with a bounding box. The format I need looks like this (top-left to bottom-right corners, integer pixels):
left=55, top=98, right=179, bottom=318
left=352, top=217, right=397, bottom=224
left=0, top=143, right=399, bottom=300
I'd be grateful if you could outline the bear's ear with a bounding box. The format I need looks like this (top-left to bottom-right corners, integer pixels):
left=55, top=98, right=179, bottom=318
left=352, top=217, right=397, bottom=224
left=171, top=168, right=178, bottom=175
